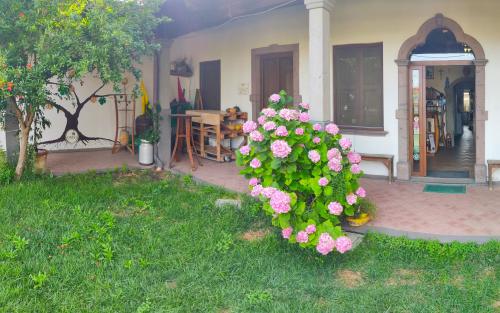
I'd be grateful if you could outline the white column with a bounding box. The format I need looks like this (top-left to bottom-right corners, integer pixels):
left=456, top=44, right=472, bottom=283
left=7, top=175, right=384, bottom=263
left=157, top=40, right=173, bottom=169
left=305, top=0, right=334, bottom=122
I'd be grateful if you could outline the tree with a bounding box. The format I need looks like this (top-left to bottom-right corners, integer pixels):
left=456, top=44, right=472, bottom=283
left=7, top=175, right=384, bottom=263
left=0, top=0, right=166, bottom=178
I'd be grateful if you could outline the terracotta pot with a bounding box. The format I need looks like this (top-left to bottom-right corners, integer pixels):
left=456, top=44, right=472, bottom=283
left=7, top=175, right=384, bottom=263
left=35, top=149, right=48, bottom=173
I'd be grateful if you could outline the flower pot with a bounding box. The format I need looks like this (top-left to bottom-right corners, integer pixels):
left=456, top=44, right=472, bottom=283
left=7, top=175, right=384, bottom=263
left=35, top=149, right=48, bottom=173
left=139, top=140, right=154, bottom=166
left=346, top=213, right=371, bottom=227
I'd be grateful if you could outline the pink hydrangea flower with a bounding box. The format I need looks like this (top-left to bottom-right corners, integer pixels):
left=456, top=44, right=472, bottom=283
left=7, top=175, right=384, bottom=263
left=346, top=193, right=358, bottom=205
left=327, top=148, right=341, bottom=161
left=250, top=130, right=264, bottom=142
left=248, top=177, right=259, bottom=186
left=243, top=120, right=257, bottom=134
left=261, top=187, right=277, bottom=198
left=313, top=123, right=322, bottom=131
left=299, top=112, right=311, bottom=123
left=295, top=128, right=304, bottom=135
left=305, top=224, right=316, bottom=234
left=270, top=190, right=291, bottom=214
left=350, top=164, right=362, bottom=174
left=275, top=126, right=289, bottom=137
left=308, top=150, right=321, bottom=163
left=250, top=184, right=263, bottom=197
left=271, top=140, right=292, bottom=158
left=356, top=187, right=366, bottom=198
left=313, top=137, right=321, bottom=144
left=269, top=94, right=281, bottom=103
left=279, top=108, right=299, bottom=121
left=328, top=158, right=343, bottom=172
left=328, top=202, right=343, bottom=215
left=250, top=158, right=261, bottom=169
left=318, top=177, right=329, bottom=187
left=325, top=123, right=339, bottom=135
left=339, top=137, right=352, bottom=150
left=296, top=231, right=309, bottom=243
left=262, top=108, right=277, bottom=118
left=316, top=233, right=335, bottom=255
left=299, top=102, right=310, bottom=110
left=263, top=121, right=277, bottom=131
left=282, top=227, right=293, bottom=239
left=239, top=145, right=250, bottom=156
left=347, top=152, right=362, bottom=164
left=335, top=236, right=352, bottom=254
left=257, top=115, right=266, bottom=125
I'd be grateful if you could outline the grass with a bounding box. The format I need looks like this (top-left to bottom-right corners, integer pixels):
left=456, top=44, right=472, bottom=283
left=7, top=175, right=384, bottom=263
left=0, top=171, right=498, bottom=313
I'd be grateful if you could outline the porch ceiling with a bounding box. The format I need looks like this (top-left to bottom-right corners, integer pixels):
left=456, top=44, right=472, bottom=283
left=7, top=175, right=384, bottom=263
left=157, top=0, right=301, bottom=39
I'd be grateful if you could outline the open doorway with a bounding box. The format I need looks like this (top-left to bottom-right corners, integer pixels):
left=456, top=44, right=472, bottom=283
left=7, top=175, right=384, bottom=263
left=425, top=65, right=475, bottom=178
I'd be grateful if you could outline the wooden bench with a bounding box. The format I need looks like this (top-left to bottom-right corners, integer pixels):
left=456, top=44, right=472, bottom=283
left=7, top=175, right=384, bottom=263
left=487, top=160, right=500, bottom=190
left=359, top=153, right=394, bottom=183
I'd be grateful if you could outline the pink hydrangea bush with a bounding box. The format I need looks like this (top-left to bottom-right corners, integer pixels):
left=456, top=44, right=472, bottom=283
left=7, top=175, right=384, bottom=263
left=237, top=90, right=365, bottom=255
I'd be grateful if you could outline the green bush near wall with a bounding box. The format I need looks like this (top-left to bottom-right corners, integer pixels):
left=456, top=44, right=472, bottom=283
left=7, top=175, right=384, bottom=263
left=0, top=148, right=14, bottom=185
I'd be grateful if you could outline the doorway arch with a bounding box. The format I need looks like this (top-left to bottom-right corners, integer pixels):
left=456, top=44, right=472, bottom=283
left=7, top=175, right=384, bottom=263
left=395, top=14, right=488, bottom=182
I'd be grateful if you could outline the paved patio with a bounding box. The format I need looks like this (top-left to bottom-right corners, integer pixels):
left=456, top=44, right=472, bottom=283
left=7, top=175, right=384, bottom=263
left=170, top=155, right=500, bottom=243
left=47, top=150, right=500, bottom=243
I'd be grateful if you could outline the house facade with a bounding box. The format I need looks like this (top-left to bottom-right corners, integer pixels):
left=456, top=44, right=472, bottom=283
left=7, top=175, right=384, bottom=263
left=156, top=0, right=500, bottom=182
left=1, top=0, right=499, bottom=183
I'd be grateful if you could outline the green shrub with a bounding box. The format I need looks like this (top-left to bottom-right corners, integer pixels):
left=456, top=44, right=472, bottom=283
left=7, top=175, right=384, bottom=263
left=0, top=149, right=14, bottom=185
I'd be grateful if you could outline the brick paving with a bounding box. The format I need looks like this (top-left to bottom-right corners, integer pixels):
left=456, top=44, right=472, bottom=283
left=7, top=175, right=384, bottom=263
left=48, top=151, right=500, bottom=242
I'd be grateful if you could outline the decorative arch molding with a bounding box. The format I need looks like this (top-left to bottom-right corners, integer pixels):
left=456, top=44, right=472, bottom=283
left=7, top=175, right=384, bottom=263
left=395, top=14, right=488, bottom=182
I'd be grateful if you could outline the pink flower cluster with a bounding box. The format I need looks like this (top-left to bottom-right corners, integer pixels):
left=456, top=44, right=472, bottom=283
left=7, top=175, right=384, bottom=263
left=296, top=231, right=309, bottom=243
left=271, top=140, right=292, bottom=158
left=328, top=158, right=342, bottom=172
left=250, top=158, right=261, bottom=169
left=350, top=164, right=361, bottom=174
left=299, top=112, right=310, bottom=123
left=263, top=121, right=277, bottom=131
left=347, top=152, right=361, bottom=164
left=250, top=130, right=264, bottom=142
left=275, top=126, right=288, bottom=137
left=249, top=177, right=259, bottom=186
left=279, top=108, right=299, bottom=121
left=316, top=233, right=335, bottom=255
left=243, top=120, right=257, bottom=134
left=270, top=190, right=291, bottom=214
left=335, top=236, right=352, bottom=254
left=308, top=150, right=321, bottom=163
left=325, top=123, right=339, bottom=135
left=346, top=193, right=357, bottom=205
left=318, top=177, right=329, bottom=187
left=313, top=123, right=322, bottom=131
left=328, top=201, right=343, bottom=215
left=269, top=94, right=281, bottom=103
left=258, top=116, right=266, bottom=125
left=295, top=128, right=304, bottom=135
left=356, top=187, right=366, bottom=198
left=299, top=102, right=310, bottom=110
left=282, top=227, right=293, bottom=239
left=305, top=224, right=316, bottom=234
left=313, top=137, right=321, bottom=144
left=262, top=108, right=277, bottom=117
left=327, top=148, right=341, bottom=161
left=261, top=187, right=277, bottom=198
left=251, top=184, right=263, bottom=197
left=239, top=145, right=250, bottom=155
left=339, top=137, right=352, bottom=150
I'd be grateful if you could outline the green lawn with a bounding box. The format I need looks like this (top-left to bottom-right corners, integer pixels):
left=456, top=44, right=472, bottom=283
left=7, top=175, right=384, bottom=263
left=0, top=171, right=498, bottom=313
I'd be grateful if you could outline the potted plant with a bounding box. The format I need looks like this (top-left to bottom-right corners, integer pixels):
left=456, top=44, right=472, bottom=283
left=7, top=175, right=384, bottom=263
left=137, top=103, right=161, bottom=166
left=346, top=198, right=377, bottom=227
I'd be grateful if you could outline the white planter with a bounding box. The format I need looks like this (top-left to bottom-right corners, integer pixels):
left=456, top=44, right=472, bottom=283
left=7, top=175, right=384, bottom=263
left=139, top=140, right=154, bottom=166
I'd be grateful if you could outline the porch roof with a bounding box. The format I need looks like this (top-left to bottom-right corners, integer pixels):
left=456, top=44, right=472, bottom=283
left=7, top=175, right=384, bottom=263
left=157, top=0, right=301, bottom=38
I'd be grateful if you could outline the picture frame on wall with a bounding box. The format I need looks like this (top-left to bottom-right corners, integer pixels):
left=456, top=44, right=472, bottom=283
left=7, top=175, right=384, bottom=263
left=426, top=66, right=434, bottom=80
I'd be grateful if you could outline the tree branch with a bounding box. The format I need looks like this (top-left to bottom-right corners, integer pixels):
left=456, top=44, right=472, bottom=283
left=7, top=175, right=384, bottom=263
left=46, top=98, right=72, bottom=117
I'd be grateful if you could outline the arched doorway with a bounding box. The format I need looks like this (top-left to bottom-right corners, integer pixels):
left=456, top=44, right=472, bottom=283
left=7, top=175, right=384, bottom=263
left=395, top=14, right=488, bottom=182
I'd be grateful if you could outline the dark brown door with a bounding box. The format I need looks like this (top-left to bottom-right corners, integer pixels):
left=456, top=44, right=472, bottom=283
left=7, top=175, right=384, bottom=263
left=260, top=53, right=293, bottom=109
left=200, top=60, right=221, bottom=110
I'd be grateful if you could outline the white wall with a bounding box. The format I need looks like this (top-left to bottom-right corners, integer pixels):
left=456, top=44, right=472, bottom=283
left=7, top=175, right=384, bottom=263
left=0, top=130, right=5, bottom=151
left=163, top=0, right=500, bottom=179
left=39, top=58, right=155, bottom=150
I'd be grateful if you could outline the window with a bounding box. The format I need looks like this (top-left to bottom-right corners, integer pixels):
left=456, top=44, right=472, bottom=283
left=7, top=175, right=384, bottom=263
left=333, top=43, right=383, bottom=130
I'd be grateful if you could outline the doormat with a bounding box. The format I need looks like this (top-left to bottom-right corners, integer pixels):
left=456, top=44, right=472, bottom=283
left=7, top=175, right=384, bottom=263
left=427, top=170, right=470, bottom=178
left=423, top=184, right=466, bottom=194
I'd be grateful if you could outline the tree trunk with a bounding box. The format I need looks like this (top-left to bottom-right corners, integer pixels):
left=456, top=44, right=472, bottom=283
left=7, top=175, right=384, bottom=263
left=15, top=128, right=30, bottom=179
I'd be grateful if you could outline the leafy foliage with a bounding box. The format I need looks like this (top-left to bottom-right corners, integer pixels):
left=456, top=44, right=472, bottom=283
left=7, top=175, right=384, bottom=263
left=237, top=91, right=365, bottom=255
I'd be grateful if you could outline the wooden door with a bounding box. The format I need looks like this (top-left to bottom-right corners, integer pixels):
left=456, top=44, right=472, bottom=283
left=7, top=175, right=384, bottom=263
left=409, top=65, right=427, bottom=176
left=260, top=52, right=293, bottom=109
left=200, top=60, right=221, bottom=110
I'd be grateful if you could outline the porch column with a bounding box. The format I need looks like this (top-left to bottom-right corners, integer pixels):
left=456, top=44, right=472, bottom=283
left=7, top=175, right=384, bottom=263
left=157, top=40, right=173, bottom=169
left=474, top=59, right=488, bottom=183
left=304, top=0, right=334, bottom=122
left=395, top=59, right=411, bottom=180
left=3, top=101, right=20, bottom=164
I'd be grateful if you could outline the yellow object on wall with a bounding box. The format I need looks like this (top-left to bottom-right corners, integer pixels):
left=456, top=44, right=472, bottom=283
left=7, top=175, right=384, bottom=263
left=140, top=80, right=149, bottom=114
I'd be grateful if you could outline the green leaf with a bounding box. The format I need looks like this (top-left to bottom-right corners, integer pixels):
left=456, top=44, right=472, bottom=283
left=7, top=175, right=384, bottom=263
left=271, top=159, right=281, bottom=170
left=278, top=214, right=290, bottom=228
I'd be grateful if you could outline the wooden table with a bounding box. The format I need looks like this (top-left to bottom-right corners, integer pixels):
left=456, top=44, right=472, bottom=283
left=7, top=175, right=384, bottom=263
left=169, top=113, right=202, bottom=171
